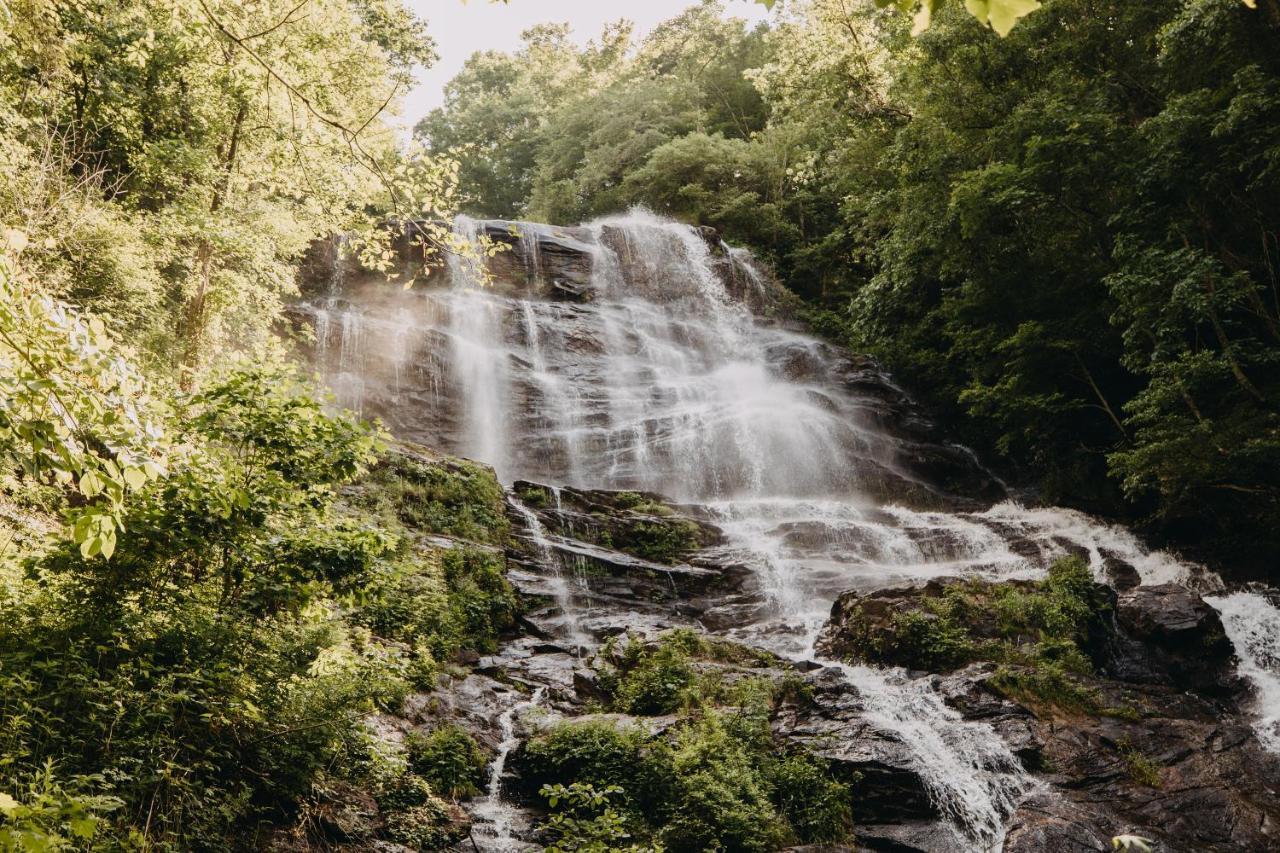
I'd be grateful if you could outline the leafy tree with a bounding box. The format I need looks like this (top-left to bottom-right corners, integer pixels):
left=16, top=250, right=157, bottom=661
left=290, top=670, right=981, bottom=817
left=0, top=0, right=455, bottom=378
left=0, top=231, right=168, bottom=561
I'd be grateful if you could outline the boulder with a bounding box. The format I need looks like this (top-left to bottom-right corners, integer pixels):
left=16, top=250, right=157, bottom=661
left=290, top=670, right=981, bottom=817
left=1113, top=584, right=1237, bottom=693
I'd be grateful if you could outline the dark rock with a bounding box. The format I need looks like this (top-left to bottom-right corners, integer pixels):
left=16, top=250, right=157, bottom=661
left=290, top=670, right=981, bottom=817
left=1102, top=554, right=1142, bottom=591
left=313, top=781, right=381, bottom=842
left=1113, top=584, right=1237, bottom=693
left=772, top=668, right=938, bottom=824
left=1002, top=792, right=1112, bottom=853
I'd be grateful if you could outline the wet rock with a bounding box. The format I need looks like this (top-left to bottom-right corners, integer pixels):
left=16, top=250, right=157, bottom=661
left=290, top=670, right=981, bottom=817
left=1113, top=584, right=1236, bottom=693
left=851, top=823, right=959, bottom=852
left=1102, top=553, right=1142, bottom=591
left=1002, top=792, right=1112, bottom=853
left=771, top=668, right=938, bottom=824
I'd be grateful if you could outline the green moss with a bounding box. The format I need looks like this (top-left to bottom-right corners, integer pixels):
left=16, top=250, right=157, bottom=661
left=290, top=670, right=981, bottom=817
left=355, top=448, right=510, bottom=545
left=515, top=483, right=549, bottom=509
left=833, top=558, right=1129, bottom=718
left=616, top=518, right=702, bottom=564
left=1119, top=742, right=1163, bottom=788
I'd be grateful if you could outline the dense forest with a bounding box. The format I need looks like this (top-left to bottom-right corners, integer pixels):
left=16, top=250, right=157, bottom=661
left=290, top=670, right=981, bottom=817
left=422, top=0, right=1280, bottom=574
left=1, top=0, right=1279, bottom=850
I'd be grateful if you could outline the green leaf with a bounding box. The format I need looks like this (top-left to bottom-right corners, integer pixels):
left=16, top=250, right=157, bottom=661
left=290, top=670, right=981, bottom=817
left=68, top=815, right=98, bottom=839
left=965, top=0, right=1042, bottom=36
left=123, top=465, right=148, bottom=490
left=79, top=469, right=103, bottom=498
left=0, top=792, right=18, bottom=814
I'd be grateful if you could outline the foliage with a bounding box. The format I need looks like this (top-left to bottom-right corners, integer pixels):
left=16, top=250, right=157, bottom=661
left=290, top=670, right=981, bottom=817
left=539, top=783, right=660, bottom=853
left=0, top=0, right=455, bottom=378
left=523, top=630, right=853, bottom=848
left=0, top=766, right=123, bottom=852
left=1118, top=741, right=1164, bottom=788
left=354, top=451, right=510, bottom=545
left=834, top=558, right=1106, bottom=698
left=0, top=366, right=518, bottom=847
left=0, top=235, right=167, bottom=561
left=522, top=707, right=852, bottom=851
left=404, top=725, right=489, bottom=799
left=605, top=637, right=699, bottom=715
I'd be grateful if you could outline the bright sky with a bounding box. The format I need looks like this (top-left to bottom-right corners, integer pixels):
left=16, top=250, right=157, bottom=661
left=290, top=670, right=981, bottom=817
left=397, top=0, right=773, bottom=132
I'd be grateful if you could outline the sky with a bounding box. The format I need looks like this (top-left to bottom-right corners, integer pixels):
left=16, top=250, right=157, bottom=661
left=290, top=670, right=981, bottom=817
left=396, top=0, right=772, bottom=133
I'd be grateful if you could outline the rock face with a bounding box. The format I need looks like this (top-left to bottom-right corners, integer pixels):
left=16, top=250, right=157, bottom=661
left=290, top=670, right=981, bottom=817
left=817, top=578, right=1280, bottom=852
left=504, top=482, right=762, bottom=641
left=1111, top=584, right=1237, bottom=693
left=294, top=215, right=1006, bottom=509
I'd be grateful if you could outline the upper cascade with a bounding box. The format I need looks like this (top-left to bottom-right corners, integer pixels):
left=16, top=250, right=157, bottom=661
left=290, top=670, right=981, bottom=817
left=299, top=210, right=1002, bottom=504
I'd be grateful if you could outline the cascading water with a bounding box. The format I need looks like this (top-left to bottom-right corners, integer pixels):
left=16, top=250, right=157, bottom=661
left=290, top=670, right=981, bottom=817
left=509, top=497, right=589, bottom=652
left=470, top=687, right=547, bottom=851
left=306, top=210, right=1280, bottom=849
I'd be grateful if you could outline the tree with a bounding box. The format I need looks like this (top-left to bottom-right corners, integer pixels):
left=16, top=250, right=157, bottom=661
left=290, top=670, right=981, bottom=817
left=0, top=0, right=455, bottom=378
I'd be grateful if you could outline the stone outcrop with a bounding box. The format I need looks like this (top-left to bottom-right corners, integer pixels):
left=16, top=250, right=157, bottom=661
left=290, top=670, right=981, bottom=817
left=816, top=577, right=1280, bottom=852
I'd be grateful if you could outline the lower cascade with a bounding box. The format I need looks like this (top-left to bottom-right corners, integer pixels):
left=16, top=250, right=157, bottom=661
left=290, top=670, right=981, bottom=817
left=305, top=212, right=1280, bottom=852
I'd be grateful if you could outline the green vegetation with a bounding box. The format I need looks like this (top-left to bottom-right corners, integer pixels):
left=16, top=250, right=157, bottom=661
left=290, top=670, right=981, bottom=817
left=355, top=452, right=511, bottom=545
left=1118, top=742, right=1165, bottom=789
left=405, top=725, right=490, bottom=799
left=831, top=557, right=1137, bottom=715
left=0, top=351, right=516, bottom=846
left=835, top=557, right=1101, bottom=671
left=516, top=631, right=852, bottom=850
left=539, top=782, right=659, bottom=853
left=429, top=0, right=1280, bottom=575
left=521, top=714, right=852, bottom=851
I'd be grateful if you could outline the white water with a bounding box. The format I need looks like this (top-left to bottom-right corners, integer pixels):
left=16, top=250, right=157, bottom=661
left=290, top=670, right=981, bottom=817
left=308, top=210, right=1280, bottom=848
left=509, top=497, right=589, bottom=652
left=470, top=686, right=547, bottom=850
left=1206, top=591, right=1280, bottom=752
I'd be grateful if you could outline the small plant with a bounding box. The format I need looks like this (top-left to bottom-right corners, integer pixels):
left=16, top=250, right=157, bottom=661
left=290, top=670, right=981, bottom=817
left=516, top=484, right=549, bottom=508
left=1118, top=741, right=1163, bottom=788
left=0, top=766, right=122, bottom=850
left=405, top=724, right=488, bottom=799
left=539, top=783, right=658, bottom=853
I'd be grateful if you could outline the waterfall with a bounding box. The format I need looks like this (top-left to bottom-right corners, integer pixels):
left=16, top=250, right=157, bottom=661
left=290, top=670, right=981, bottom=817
left=509, top=497, right=588, bottom=651
left=1206, top=591, right=1280, bottom=752
left=470, top=687, right=546, bottom=851
left=306, top=210, right=1280, bottom=849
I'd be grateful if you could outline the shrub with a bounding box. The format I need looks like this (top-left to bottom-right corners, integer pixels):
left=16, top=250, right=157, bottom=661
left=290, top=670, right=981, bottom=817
left=610, top=642, right=697, bottom=715
left=539, top=783, right=658, bottom=853
left=405, top=725, right=488, bottom=799
left=657, top=713, right=788, bottom=853
left=764, top=752, right=853, bottom=844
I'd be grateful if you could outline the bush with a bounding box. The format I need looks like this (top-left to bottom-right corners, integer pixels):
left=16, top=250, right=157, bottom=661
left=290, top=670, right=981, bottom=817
left=539, top=783, right=658, bottom=853
left=0, top=369, right=515, bottom=847
left=764, top=752, right=852, bottom=843
left=520, top=703, right=854, bottom=850
left=405, top=725, right=488, bottom=799
left=357, top=452, right=510, bottom=545
left=609, top=641, right=697, bottom=716
left=657, top=713, right=788, bottom=853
